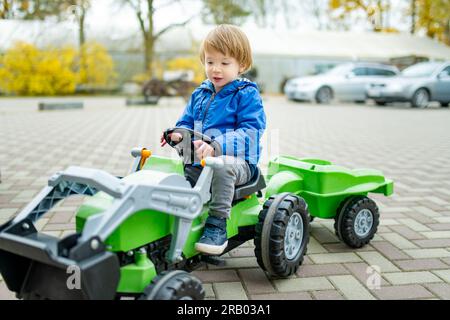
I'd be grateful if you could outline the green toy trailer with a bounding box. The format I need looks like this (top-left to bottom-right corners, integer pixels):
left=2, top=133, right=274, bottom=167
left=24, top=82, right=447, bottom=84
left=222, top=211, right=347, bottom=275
left=266, top=156, right=393, bottom=248
left=0, top=128, right=393, bottom=300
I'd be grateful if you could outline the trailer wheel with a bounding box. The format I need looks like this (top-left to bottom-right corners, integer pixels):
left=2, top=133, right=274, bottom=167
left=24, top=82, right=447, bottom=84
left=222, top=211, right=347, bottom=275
left=139, top=270, right=205, bottom=300
left=334, top=196, right=379, bottom=248
left=254, top=193, right=310, bottom=278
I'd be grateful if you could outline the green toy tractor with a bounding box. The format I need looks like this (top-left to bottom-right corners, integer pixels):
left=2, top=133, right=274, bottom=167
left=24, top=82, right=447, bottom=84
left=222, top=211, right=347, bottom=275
left=0, top=128, right=393, bottom=300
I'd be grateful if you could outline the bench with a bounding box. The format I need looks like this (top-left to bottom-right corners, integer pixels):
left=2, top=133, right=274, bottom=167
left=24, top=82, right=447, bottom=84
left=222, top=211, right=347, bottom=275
left=38, top=102, right=84, bottom=111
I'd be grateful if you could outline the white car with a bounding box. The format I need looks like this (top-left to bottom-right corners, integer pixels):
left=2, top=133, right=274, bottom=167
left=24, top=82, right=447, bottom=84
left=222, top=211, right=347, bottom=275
left=366, top=61, right=450, bottom=108
left=284, top=63, right=399, bottom=104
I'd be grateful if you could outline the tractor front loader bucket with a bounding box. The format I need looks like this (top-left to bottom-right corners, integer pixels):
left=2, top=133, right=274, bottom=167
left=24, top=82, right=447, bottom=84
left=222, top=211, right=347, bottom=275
left=0, top=166, right=126, bottom=300
left=0, top=220, right=120, bottom=299
left=0, top=160, right=208, bottom=299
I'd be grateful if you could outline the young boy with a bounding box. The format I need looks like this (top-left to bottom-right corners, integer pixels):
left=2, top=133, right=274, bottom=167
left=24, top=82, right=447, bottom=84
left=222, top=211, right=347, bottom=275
left=161, top=24, right=266, bottom=255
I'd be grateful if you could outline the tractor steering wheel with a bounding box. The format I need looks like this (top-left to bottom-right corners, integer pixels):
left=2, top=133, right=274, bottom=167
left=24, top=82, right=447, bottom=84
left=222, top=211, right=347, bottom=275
left=163, top=127, right=222, bottom=165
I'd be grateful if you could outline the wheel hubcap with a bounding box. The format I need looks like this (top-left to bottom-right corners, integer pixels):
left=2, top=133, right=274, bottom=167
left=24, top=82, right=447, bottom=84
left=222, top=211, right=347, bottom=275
left=319, top=88, right=331, bottom=103
left=354, top=209, right=374, bottom=237
left=416, top=90, right=429, bottom=108
left=284, top=212, right=304, bottom=260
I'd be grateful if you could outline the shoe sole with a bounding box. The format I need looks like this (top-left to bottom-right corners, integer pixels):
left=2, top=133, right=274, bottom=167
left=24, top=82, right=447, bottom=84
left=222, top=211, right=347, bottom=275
left=195, top=241, right=228, bottom=255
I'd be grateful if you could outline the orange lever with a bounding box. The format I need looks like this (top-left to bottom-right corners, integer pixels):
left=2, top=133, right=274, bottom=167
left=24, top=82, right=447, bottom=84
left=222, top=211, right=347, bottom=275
left=139, top=149, right=152, bottom=169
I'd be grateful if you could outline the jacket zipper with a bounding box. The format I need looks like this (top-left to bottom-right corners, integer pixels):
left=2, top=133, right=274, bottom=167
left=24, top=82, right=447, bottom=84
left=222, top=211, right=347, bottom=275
left=202, top=92, right=216, bottom=129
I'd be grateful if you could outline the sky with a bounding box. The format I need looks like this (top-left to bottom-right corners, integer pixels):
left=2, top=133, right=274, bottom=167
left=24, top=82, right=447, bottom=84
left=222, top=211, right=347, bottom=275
left=87, top=0, right=205, bottom=38
left=86, top=0, right=412, bottom=35
left=86, top=0, right=314, bottom=31
left=0, top=0, right=415, bottom=50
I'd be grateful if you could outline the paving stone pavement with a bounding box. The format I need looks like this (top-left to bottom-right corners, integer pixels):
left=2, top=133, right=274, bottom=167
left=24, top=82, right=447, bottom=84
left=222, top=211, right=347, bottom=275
left=1, top=96, right=450, bottom=300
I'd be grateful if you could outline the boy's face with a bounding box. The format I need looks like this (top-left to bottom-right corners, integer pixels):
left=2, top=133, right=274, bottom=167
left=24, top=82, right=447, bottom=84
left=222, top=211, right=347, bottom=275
left=204, top=49, right=244, bottom=92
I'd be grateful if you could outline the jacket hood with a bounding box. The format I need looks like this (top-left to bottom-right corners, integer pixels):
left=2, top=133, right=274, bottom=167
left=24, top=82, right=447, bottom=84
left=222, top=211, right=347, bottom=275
left=199, top=78, right=258, bottom=96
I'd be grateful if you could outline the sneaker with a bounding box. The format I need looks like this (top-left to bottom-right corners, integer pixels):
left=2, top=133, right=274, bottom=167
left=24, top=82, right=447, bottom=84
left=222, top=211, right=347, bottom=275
left=195, top=216, right=228, bottom=255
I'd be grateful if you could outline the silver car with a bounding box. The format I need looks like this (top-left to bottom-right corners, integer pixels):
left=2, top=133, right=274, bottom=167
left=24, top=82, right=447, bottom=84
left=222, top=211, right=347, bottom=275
left=284, top=63, right=399, bottom=104
left=366, top=61, right=450, bottom=108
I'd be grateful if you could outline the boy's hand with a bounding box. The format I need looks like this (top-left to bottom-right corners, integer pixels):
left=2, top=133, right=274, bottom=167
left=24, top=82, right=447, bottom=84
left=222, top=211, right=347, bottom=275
left=193, top=140, right=214, bottom=159
left=160, top=132, right=183, bottom=147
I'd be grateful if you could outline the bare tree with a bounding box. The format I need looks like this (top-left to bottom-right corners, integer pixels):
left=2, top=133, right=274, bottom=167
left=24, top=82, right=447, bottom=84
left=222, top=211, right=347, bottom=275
left=410, top=0, right=416, bottom=33
left=0, top=0, right=90, bottom=49
left=122, top=0, right=197, bottom=76
left=67, top=0, right=90, bottom=48
left=299, top=0, right=331, bottom=30
left=201, top=0, right=250, bottom=25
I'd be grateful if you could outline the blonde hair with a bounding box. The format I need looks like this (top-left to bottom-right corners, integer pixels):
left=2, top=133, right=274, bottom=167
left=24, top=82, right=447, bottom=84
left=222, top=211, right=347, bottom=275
left=199, top=24, right=253, bottom=73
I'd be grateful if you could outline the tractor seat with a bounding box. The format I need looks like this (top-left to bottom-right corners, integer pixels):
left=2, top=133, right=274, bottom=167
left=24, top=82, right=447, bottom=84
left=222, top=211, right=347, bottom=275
left=233, top=167, right=266, bottom=201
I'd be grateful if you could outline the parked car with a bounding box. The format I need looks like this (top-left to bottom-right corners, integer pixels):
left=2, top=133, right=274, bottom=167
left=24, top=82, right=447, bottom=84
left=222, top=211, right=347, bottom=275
left=366, top=61, right=450, bottom=108
left=284, top=63, right=399, bottom=104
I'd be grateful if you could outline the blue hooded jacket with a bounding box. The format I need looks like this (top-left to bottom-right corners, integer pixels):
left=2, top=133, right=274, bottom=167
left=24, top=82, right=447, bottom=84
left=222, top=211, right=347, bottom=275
left=175, top=78, right=266, bottom=177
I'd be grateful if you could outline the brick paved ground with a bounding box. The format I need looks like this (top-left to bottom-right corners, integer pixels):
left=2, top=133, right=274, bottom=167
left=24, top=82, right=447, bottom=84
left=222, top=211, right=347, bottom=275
left=0, top=96, right=449, bottom=300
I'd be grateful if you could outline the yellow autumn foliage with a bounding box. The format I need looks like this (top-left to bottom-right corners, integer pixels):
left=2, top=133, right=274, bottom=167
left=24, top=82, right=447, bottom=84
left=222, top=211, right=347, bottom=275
left=415, top=0, right=450, bottom=45
left=328, top=0, right=392, bottom=31
left=166, top=56, right=204, bottom=85
left=77, top=41, right=117, bottom=87
left=0, top=41, right=117, bottom=96
left=0, top=42, right=77, bottom=95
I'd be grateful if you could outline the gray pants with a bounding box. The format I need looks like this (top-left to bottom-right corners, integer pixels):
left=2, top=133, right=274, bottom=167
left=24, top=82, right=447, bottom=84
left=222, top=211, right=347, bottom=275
left=209, top=156, right=252, bottom=219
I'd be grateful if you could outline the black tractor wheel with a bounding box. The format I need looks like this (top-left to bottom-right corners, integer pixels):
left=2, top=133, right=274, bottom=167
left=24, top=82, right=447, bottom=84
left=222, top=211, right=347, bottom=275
left=439, top=102, right=449, bottom=108
left=334, top=196, right=379, bottom=248
left=254, top=193, right=310, bottom=278
left=139, top=270, right=205, bottom=300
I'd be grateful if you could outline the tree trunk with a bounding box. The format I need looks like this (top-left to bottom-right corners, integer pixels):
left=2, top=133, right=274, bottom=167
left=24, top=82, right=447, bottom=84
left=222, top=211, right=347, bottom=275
left=146, top=0, right=154, bottom=76
left=136, top=0, right=155, bottom=76
left=377, top=0, right=383, bottom=31
left=445, top=19, right=450, bottom=45
left=133, top=0, right=193, bottom=76
left=79, top=6, right=86, bottom=48
left=144, top=33, right=155, bottom=78
left=78, top=5, right=87, bottom=84
left=410, top=0, right=416, bottom=34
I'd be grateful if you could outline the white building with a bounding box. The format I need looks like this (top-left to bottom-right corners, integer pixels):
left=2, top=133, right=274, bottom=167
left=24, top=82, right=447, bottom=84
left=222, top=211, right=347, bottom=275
left=1, top=20, right=450, bottom=93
